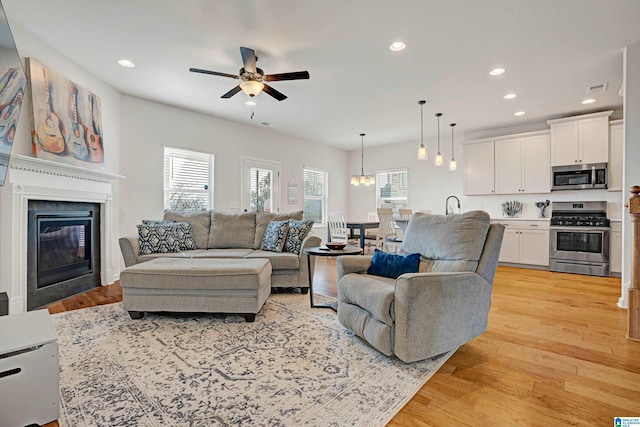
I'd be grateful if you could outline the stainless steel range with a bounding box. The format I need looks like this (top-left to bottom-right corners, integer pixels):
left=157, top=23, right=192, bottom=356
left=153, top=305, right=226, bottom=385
left=549, top=201, right=610, bottom=277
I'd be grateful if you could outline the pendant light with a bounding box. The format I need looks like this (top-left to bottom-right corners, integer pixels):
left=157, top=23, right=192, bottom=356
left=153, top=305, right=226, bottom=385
left=449, top=123, right=457, bottom=171
left=351, top=133, right=375, bottom=186
left=417, top=100, right=427, bottom=160
left=434, top=113, right=443, bottom=167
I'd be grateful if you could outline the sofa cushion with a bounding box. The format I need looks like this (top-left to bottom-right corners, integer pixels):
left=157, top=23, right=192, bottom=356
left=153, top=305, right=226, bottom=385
left=208, top=211, right=256, bottom=249
left=137, top=223, right=180, bottom=255
left=283, top=219, right=314, bottom=254
left=142, top=220, right=196, bottom=251
left=254, top=211, right=304, bottom=249
left=338, top=273, right=396, bottom=326
left=367, top=249, right=421, bottom=279
left=163, top=210, right=211, bottom=249
left=261, top=220, right=289, bottom=253
left=400, top=211, right=490, bottom=273
left=245, top=250, right=300, bottom=270
left=190, top=248, right=254, bottom=258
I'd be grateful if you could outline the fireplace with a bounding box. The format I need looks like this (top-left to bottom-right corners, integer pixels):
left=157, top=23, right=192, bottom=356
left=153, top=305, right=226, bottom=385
left=27, top=201, right=101, bottom=310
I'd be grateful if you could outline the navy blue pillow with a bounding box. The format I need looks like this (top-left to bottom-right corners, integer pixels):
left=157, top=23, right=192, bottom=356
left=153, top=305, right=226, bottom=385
left=367, top=249, right=421, bottom=279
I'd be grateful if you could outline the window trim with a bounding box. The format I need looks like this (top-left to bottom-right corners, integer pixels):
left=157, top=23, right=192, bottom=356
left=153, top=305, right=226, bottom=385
left=303, top=166, right=328, bottom=226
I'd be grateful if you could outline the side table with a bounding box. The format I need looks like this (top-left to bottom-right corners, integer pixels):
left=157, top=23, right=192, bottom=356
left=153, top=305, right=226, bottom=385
left=304, top=245, right=363, bottom=311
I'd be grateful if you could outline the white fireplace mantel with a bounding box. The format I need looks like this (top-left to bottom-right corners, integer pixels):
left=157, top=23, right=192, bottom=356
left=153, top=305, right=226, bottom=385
left=5, top=155, right=124, bottom=314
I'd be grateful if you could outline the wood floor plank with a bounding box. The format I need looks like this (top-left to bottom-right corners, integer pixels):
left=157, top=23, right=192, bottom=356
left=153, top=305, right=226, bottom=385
left=44, top=262, right=640, bottom=427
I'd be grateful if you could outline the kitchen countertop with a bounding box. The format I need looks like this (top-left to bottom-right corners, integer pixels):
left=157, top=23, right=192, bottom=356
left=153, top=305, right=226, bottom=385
left=491, top=217, right=550, bottom=221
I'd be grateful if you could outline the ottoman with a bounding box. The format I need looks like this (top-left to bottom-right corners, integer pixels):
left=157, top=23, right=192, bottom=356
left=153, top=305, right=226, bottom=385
left=119, top=258, right=272, bottom=322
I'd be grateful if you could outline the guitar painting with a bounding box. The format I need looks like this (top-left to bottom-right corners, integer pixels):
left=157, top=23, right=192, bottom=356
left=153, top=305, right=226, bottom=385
left=66, top=84, right=88, bottom=160
left=0, top=87, right=24, bottom=145
left=86, top=93, right=103, bottom=163
left=28, top=58, right=105, bottom=170
left=35, top=67, right=65, bottom=154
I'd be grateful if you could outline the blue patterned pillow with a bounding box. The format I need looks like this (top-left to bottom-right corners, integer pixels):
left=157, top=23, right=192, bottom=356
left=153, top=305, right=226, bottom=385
left=284, top=219, right=314, bottom=254
left=141, top=220, right=196, bottom=251
left=137, top=223, right=181, bottom=255
left=367, top=249, right=421, bottom=279
left=261, top=220, right=290, bottom=253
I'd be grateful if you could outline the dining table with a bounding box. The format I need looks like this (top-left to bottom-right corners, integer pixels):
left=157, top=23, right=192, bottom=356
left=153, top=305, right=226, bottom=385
left=326, top=221, right=379, bottom=250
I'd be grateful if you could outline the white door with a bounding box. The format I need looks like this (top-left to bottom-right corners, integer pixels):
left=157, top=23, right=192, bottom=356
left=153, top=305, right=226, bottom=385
left=522, top=134, right=550, bottom=194
left=241, top=157, right=281, bottom=213
left=495, top=137, right=522, bottom=194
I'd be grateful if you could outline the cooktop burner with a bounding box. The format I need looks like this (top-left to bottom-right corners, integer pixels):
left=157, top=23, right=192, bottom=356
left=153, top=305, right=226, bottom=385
left=550, top=201, right=610, bottom=228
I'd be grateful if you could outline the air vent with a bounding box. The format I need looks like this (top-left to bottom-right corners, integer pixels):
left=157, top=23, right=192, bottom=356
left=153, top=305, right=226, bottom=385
left=586, top=83, right=608, bottom=94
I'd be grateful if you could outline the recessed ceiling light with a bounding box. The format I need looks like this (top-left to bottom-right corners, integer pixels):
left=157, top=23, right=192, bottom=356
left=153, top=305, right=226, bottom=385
left=504, top=93, right=517, bottom=99
left=489, top=68, right=505, bottom=76
left=389, top=41, right=406, bottom=51
left=514, top=111, right=525, bottom=116
left=245, top=100, right=256, bottom=106
left=118, top=59, right=135, bottom=68
left=581, top=98, right=596, bottom=104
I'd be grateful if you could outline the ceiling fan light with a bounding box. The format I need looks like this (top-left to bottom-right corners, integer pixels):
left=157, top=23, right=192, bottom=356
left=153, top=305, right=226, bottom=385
left=240, top=80, right=264, bottom=97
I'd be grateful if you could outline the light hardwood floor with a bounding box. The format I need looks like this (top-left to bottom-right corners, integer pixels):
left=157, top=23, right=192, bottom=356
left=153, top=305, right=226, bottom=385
left=45, top=259, right=640, bottom=427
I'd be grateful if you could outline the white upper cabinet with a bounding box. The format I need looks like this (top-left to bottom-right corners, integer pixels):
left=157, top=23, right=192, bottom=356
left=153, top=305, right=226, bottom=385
left=463, top=141, right=494, bottom=195
left=609, top=120, right=623, bottom=192
left=495, top=134, right=550, bottom=194
left=548, top=111, right=613, bottom=166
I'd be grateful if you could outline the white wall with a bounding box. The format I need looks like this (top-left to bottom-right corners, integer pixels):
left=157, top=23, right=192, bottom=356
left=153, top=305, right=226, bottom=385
left=119, top=95, right=349, bottom=243
left=0, top=22, right=122, bottom=296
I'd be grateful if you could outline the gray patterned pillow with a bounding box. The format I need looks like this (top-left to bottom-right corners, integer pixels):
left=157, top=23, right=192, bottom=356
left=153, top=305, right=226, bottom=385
left=284, top=219, right=314, bottom=254
left=141, top=220, right=196, bottom=251
left=137, top=223, right=181, bottom=255
left=261, top=220, right=290, bottom=253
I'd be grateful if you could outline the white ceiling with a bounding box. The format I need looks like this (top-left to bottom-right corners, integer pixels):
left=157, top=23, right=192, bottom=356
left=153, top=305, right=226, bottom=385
left=4, top=0, right=640, bottom=150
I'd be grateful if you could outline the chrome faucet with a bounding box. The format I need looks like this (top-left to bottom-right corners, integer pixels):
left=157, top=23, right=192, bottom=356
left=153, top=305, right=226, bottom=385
left=445, top=195, right=460, bottom=215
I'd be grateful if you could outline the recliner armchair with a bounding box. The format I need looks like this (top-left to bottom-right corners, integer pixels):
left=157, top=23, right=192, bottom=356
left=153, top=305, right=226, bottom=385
left=337, top=211, right=504, bottom=363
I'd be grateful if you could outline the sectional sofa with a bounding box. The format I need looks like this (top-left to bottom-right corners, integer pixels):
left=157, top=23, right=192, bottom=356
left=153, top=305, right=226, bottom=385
left=119, top=210, right=322, bottom=293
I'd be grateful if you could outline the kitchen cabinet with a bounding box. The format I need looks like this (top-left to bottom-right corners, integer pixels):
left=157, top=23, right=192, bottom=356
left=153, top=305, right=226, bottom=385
left=495, top=134, right=550, bottom=194
left=463, top=140, right=494, bottom=195
left=609, top=120, right=623, bottom=192
left=610, top=221, right=622, bottom=274
left=548, top=111, right=613, bottom=166
left=492, top=220, right=549, bottom=266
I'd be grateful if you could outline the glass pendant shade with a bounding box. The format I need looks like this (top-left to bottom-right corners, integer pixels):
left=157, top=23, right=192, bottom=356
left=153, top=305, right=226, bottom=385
left=240, top=80, right=264, bottom=97
left=434, top=112, right=443, bottom=167
left=449, top=123, right=457, bottom=171
left=417, top=100, right=427, bottom=160
left=351, top=133, right=375, bottom=186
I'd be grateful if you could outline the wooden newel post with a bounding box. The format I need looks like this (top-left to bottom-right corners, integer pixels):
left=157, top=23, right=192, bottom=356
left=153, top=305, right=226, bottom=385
left=628, top=185, right=640, bottom=341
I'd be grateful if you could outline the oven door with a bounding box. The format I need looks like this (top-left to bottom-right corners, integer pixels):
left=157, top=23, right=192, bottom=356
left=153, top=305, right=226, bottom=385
left=549, top=226, right=609, bottom=263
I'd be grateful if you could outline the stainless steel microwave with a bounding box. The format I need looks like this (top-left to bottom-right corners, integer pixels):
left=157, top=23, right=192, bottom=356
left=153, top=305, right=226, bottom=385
left=551, top=163, right=607, bottom=190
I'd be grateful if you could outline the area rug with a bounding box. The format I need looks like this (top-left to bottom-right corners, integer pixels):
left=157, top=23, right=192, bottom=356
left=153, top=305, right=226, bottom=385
left=51, top=293, right=453, bottom=426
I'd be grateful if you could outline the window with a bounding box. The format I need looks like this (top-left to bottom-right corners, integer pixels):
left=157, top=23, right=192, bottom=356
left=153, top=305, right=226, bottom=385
left=163, top=147, right=214, bottom=211
left=242, top=157, right=280, bottom=212
left=303, top=167, right=327, bottom=224
left=376, top=169, right=408, bottom=212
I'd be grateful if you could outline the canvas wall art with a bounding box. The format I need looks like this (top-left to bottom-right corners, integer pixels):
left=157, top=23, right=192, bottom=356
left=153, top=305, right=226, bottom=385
left=28, top=58, right=104, bottom=170
left=0, top=66, right=26, bottom=184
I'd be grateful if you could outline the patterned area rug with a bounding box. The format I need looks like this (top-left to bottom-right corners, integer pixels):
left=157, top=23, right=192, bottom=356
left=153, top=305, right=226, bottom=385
left=52, top=293, right=452, bottom=426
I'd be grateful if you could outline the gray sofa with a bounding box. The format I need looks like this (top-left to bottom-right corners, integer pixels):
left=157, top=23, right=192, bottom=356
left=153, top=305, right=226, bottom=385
left=336, top=211, right=504, bottom=363
left=119, top=210, right=322, bottom=292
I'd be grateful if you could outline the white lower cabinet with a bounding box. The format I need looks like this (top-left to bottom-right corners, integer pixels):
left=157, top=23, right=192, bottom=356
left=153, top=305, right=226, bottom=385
left=493, top=220, right=550, bottom=266
left=610, top=221, right=622, bottom=273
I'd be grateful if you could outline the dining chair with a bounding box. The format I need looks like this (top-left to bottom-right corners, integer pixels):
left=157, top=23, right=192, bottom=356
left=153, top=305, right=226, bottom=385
left=376, top=208, right=402, bottom=253
left=399, top=208, right=413, bottom=220
left=327, top=213, right=358, bottom=245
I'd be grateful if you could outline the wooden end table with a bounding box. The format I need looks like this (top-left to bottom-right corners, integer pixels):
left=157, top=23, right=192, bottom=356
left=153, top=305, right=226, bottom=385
left=304, top=245, right=363, bottom=311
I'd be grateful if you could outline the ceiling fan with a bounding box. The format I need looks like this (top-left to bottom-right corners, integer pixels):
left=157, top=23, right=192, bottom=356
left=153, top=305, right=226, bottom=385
left=189, top=47, right=310, bottom=101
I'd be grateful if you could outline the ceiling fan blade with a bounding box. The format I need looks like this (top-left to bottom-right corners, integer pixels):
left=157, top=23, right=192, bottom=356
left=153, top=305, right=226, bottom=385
left=189, top=68, right=239, bottom=79
left=221, top=85, right=242, bottom=99
left=262, top=84, right=287, bottom=101
left=239, top=47, right=257, bottom=73
left=265, top=71, right=310, bottom=82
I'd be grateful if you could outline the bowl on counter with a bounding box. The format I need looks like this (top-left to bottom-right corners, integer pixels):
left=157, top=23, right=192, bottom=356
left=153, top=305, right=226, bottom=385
left=326, top=242, right=347, bottom=250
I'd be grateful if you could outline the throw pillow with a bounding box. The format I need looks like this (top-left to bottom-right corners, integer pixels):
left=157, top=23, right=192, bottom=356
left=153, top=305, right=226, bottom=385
left=367, top=249, right=421, bottom=279
left=261, top=220, right=290, bottom=253
left=137, top=223, right=181, bottom=255
left=283, top=219, right=314, bottom=254
left=141, top=220, right=196, bottom=251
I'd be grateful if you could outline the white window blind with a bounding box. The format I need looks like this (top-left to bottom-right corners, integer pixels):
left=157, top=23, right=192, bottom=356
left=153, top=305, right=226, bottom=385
left=249, top=167, right=272, bottom=212
left=304, top=168, right=327, bottom=224
left=376, top=169, right=408, bottom=212
left=164, top=147, right=214, bottom=211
